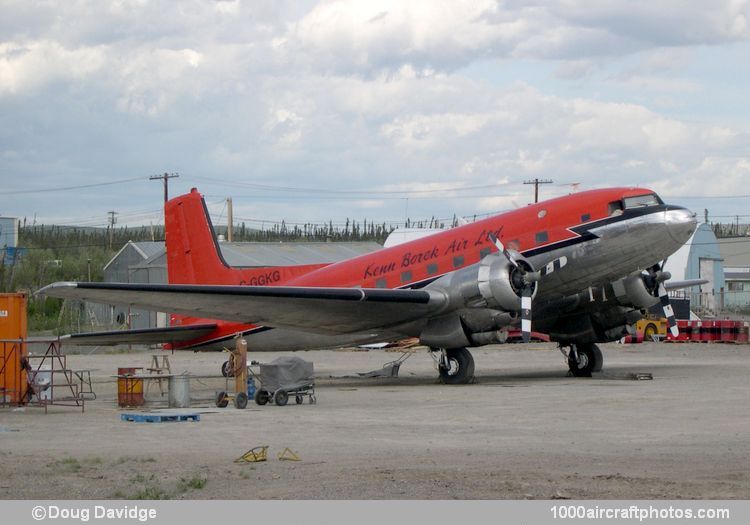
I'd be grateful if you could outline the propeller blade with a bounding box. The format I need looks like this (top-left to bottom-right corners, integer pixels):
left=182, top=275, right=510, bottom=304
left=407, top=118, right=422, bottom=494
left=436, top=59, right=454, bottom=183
left=521, top=286, right=533, bottom=343
left=488, top=232, right=520, bottom=270
left=658, top=282, right=679, bottom=337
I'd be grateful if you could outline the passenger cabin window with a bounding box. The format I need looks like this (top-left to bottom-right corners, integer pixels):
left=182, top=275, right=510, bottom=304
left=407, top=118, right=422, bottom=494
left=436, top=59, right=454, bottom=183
left=479, top=247, right=491, bottom=259
left=453, top=255, right=465, bottom=268
left=375, top=278, right=387, bottom=288
left=400, top=271, right=412, bottom=283
left=427, top=263, right=439, bottom=275
left=623, top=193, right=661, bottom=209
left=535, top=231, right=548, bottom=244
left=581, top=213, right=591, bottom=222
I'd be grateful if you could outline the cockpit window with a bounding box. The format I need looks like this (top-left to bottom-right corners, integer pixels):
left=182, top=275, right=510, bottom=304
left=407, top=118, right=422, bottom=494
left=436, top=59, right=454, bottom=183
left=608, top=200, right=624, bottom=216
left=623, top=193, right=662, bottom=209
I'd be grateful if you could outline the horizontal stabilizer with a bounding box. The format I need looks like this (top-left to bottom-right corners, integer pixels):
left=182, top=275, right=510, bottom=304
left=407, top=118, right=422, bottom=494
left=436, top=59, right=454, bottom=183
left=62, top=324, right=218, bottom=346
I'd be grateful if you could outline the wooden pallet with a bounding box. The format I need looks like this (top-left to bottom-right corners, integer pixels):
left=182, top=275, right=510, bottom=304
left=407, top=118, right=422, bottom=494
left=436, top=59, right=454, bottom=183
left=120, top=413, right=200, bottom=423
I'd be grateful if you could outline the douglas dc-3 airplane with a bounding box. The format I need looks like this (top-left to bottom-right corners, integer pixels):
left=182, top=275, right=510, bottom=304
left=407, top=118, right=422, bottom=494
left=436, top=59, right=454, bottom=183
left=40, top=186, right=700, bottom=384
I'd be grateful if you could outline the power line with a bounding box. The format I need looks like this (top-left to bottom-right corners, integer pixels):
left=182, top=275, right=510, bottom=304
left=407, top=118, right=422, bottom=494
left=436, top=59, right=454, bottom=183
left=188, top=175, right=515, bottom=195
left=0, top=176, right=147, bottom=195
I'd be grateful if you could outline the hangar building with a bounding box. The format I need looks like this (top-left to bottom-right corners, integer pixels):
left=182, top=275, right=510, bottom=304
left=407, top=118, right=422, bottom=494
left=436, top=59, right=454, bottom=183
left=664, top=223, right=725, bottom=318
left=89, top=240, right=382, bottom=330
left=717, top=236, right=750, bottom=312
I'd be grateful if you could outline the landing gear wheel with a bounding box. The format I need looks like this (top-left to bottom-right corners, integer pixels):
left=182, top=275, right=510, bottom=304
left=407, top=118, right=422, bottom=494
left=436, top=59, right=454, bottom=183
left=234, top=391, right=248, bottom=409
left=221, top=360, right=233, bottom=378
left=568, top=343, right=603, bottom=377
left=438, top=347, right=475, bottom=385
left=295, top=394, right=304, bottom=405
left=274, top=390, right=289, bottom=406
left=643, top=323, right=658, bottom=341
left=254, top=389, right=269, bottom=405
left=215, top=391, right=229, bottom=408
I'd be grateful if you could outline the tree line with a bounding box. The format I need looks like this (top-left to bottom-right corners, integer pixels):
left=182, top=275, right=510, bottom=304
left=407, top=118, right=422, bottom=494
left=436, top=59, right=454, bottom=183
left=1, top=217, right=454, bottom=332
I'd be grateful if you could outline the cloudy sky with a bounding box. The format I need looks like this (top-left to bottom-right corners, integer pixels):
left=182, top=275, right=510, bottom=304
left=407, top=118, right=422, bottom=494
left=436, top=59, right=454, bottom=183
left=1, top=0, right=749, bottom=230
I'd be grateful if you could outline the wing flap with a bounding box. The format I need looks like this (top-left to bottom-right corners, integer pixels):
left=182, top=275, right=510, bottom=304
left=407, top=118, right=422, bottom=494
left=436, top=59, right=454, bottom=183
left=62, top=324, right=219, bottom=346
left=39, top=282, right=446, bottom=335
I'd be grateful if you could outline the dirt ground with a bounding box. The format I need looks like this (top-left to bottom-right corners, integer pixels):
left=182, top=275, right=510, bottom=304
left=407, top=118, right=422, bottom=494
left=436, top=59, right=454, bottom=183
left=1, top=341, right=749, bottom=500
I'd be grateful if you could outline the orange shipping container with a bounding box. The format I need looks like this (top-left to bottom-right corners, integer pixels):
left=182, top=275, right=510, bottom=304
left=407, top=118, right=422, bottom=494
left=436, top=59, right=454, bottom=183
left=0, top=293, right=28, bottom=404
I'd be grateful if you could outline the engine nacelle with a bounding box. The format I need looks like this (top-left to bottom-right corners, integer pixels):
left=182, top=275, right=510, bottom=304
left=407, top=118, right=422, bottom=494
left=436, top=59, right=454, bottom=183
left=419, top=252, right=535, bottom=348
left=425, top=251, right=536, bottom=313
left=612, top=273, right=659, bottom=309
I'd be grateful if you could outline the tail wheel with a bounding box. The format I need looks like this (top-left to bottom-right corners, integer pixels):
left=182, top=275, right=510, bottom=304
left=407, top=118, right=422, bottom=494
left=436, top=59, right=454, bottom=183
left=438, top=347, right=475, bottom=385
left=568, top=343, right=603, bottom=377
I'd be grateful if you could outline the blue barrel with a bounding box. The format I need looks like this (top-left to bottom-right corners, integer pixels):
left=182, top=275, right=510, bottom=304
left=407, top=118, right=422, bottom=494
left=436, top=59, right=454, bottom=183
left=247, top=378, right=256, bottom=399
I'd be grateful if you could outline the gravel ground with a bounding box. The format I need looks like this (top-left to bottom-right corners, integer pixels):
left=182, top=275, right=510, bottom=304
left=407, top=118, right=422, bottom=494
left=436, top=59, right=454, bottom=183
left=1, top=341, right=749, bottom=500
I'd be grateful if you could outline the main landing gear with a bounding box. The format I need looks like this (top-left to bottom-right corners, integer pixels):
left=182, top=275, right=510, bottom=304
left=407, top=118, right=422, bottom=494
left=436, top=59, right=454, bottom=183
left=561, top=343, right=603, bottom=377
left=432, top=347, right=475, bottom=385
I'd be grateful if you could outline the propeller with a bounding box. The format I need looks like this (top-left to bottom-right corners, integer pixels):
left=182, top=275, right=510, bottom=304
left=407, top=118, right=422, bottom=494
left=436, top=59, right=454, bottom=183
left=488, top=231, right=567, bottom=343
left=647, top=263, right=679, bottom=338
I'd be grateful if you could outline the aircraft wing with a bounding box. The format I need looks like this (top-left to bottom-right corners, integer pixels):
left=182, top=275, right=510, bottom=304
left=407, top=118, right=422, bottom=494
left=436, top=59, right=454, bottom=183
left=39, top=282, right=447, bottom=335
left=664, top=279, right=707, bottom=290
left=61, top=324, right=218, bottom=346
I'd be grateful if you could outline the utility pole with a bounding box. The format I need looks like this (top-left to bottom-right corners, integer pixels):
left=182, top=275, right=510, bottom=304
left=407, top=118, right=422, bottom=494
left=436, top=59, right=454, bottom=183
left=523, top=178, right=553, bottom=203
left=107, top=211, right=118, bottom=250
left=227, top=197, right=233, bottom=242
left=150, top=172, right=180, bottom=203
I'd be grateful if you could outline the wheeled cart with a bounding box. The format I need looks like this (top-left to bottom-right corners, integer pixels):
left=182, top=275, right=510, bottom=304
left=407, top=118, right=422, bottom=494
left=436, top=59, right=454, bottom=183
left=215, top=337, right=250, bottom=409
left=253, top=356, right=315, bottom=406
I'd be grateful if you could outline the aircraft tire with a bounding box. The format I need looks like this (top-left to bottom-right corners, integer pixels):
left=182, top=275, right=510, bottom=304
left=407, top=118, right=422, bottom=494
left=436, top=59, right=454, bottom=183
left=438, top=347, right=475, bottom=385
left=568, top=343, right=602, bottom=377
left=590, top=344, right=603, bottom=372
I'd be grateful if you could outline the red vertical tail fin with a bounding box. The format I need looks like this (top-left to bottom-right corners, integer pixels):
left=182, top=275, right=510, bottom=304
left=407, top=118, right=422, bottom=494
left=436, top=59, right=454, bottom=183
left=165, top=188, right=326, bottom=285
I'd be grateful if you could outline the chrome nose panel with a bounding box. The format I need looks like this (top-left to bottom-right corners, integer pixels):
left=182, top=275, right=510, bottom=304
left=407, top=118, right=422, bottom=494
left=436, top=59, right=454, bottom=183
left=665, top=207, right=698, bottom=245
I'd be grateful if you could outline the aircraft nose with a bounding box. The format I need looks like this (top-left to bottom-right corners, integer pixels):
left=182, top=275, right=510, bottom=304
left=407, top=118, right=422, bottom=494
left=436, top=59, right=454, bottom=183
left=665, top=206, right=697, bottom=245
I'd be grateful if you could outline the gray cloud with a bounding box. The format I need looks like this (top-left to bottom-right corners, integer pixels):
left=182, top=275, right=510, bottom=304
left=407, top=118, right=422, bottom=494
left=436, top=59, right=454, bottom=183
left=1, top=1, right=749, bottom=225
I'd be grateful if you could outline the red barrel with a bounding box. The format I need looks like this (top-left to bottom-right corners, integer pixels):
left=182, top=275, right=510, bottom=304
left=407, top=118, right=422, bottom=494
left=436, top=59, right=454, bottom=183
left=690, top=321, right=703, bottom=342
left=737, top=322, right=749, bottom=343
left=719, top=320, right=734, bottom=342
left=700, top=320, right=714, bottom=342
left=669, top=320, right=690, bottom=342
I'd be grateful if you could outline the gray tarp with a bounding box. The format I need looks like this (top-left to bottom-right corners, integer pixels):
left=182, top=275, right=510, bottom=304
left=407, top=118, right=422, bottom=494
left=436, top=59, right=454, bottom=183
left=258, top=356, right=314, bottom=391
